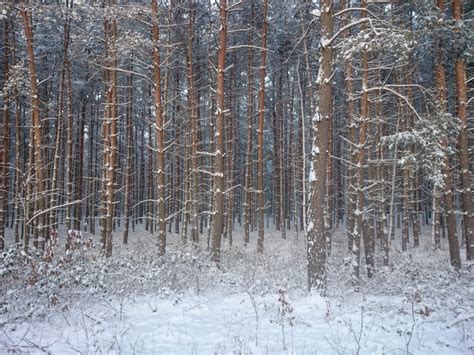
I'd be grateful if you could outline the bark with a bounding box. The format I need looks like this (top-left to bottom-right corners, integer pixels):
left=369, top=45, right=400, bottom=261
left=210, top=0, right=228, bottom=262
left=87, top=104, right=96, bottom=235
left=103, top=1, right=118, bottom=257
left=353, top=37, right=370, bottom=285
left=341, top=0, right=356, bottom=254
left=151, top=0, right=167, bottom=255
left=432, top=0, right=461, bottom=268
left=243, top=4, right=255, bottom=246
left=206, top=2, right=215, bottom=249
left=273, top=75, right=282, bottom=233
left=74, top=100, right=85, bottom=231
left=48, top=35, right=66, bottom=233
left=20, top=4, right=46, bottom=251
left=279, top=68, right=286, bottom=239
left=288, top=77, right=296, bottom=234
left=0, top=19, right=11, bottom=250
left=453, top=0, right=473, bottom=261
left=327, top=85, right=334, bottom=231
left=296, top=60, right=307, bottom=236
left=306, top=0, right=332, bottom=291
left=405, top=70, right=420, bottom=249
left=402, top=154, right=410, bottom=252
left=147, top=123, right=154, bottom=235
left=14, top=89, right=22, bottom=245
left=123, top=65, right=134, bottom=244
left=411, top=173, right=420, bottom=248
left=375, top=88, right=389, bottom=266
left=11, top=22, right=23, bottom=244
left=100, top=26, right=110, bottom=248
left=65, top=59, right=74, bottom=230
left=256, top=0, right=268, bottom=253
left=185, top=0, right=199, bottom=243
left=224, top=50, right=236, bottom=245
left=174, top=72, right=181, bottom=235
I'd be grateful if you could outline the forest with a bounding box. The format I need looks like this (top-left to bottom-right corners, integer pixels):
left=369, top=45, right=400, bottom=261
left=0, top=0, right=473, bottom=353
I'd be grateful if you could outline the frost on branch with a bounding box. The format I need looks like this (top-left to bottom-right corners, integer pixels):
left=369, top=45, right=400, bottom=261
left=338, top=27, right=414, bottom=64
left=382, top=105, right=460, bottom=189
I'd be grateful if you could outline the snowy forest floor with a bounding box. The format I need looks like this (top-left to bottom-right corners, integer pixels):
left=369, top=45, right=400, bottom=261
left=1, top=224, right=473, bottom=354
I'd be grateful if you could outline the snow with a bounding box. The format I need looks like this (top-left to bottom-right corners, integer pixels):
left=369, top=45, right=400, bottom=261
left=1, top=226, right=473, bottom=354
left=321, top=37, right=330, bottom=49
left=1, top=289, right=471, bottom=354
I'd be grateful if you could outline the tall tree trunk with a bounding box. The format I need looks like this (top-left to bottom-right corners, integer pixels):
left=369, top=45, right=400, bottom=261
left=341, top=0, right=356, bottom=254
left=405, top=68, right=420, bottom=249
left=49, top=44, right=66, bottom=233
left=327, top=83, right=334, bottom=232
left=273, top=76, right=281, bottom=233
left=206, top=2, right=215, bottom=248
left=11, top=23, right=22, bottom=244
left=87, top=104, right=96, bottom=235
left=435, top=0, right=457, bottom=261
left=453, top=0, right=473, bottom=261
left=288, top=77, right=296, bottom=234
left=400, top=72, right=410, bottom=253
left=243, top=3, right=255, bottom=246
left=256, top=0, right=268, bottom=253
left=296, top=60, right=307, bottom=236
left=123, top=65, right=134, bottom=244
left=14, top=90, right=23, bottom=245
left=20, top=3, right=45, bottom=251
left=210, top=0, right=228, bottom=262
left=74, top=100, right=85, bottom=231
left=151, top=0, right=167, bottom=255
left=65, top=59, right=74, bottom=230
left=375, top=82, right=389, bottom=266
left=278, top=67, right=286, bottom=239
left=306, top=0, right=332, bottom=291
left=100, top=27, right=109, bottom=247
left=185, top=0, right=199, bottom=243
left=174, top=72, right=182, bottom=235
left=147, top=123, right=154, bottom=235
left=225, top=50, right=236, bottom=245
left=103, top=0, right=118, bottom=257
left=0, top=19, right=11, bottom=250
left=353, top=16, right=371, bottom=284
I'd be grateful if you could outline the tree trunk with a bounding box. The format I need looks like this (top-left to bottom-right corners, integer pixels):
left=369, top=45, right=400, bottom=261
left=210, top=0, right=228, bottom=262
left=20, top=4, right=46, bottom=250
left=14, top=89, right=23, bottom=246
left=74, top=100, right=85, bottom=231
left=123, top=65, right=134, bottom=244
left=296, top=60, right=307, bottom=237
left=256, top=0, right=268, bottom=253
left=243, top=4, right=255, bottom=246
left=103, top=0, right=118, bottom=257
left=49, top=29, right=67, bottom=233
left=453, top=0, right=473, bottom=261
left=433, top=0, right=461, bottom=268
left=225, top=50, right=236, bottom=245
left=185, top=0, right=199, bottom=244
left=151, top=0, right=167, bottom=255
left=353, top=37, right=370, bottom=285
left=341, top=0, right=356, bottom=254
left=306, top=0, right=332, bottom=291
left=0, top=19, right=11, bottom=250
left=65, top=59, right=74, bottom=230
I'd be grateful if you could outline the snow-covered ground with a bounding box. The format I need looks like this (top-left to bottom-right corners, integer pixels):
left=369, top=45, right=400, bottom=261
left=2, top=290, right=472, bottom=354
left=1, top=225, right=473, bottom=354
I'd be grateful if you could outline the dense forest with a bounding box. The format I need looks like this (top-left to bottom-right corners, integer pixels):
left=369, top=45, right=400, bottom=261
left=0, top=1, right=473, bottom=352
left=1, top=0, right=473, bottom=280
left=1, top=0, right=474, bottom=283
